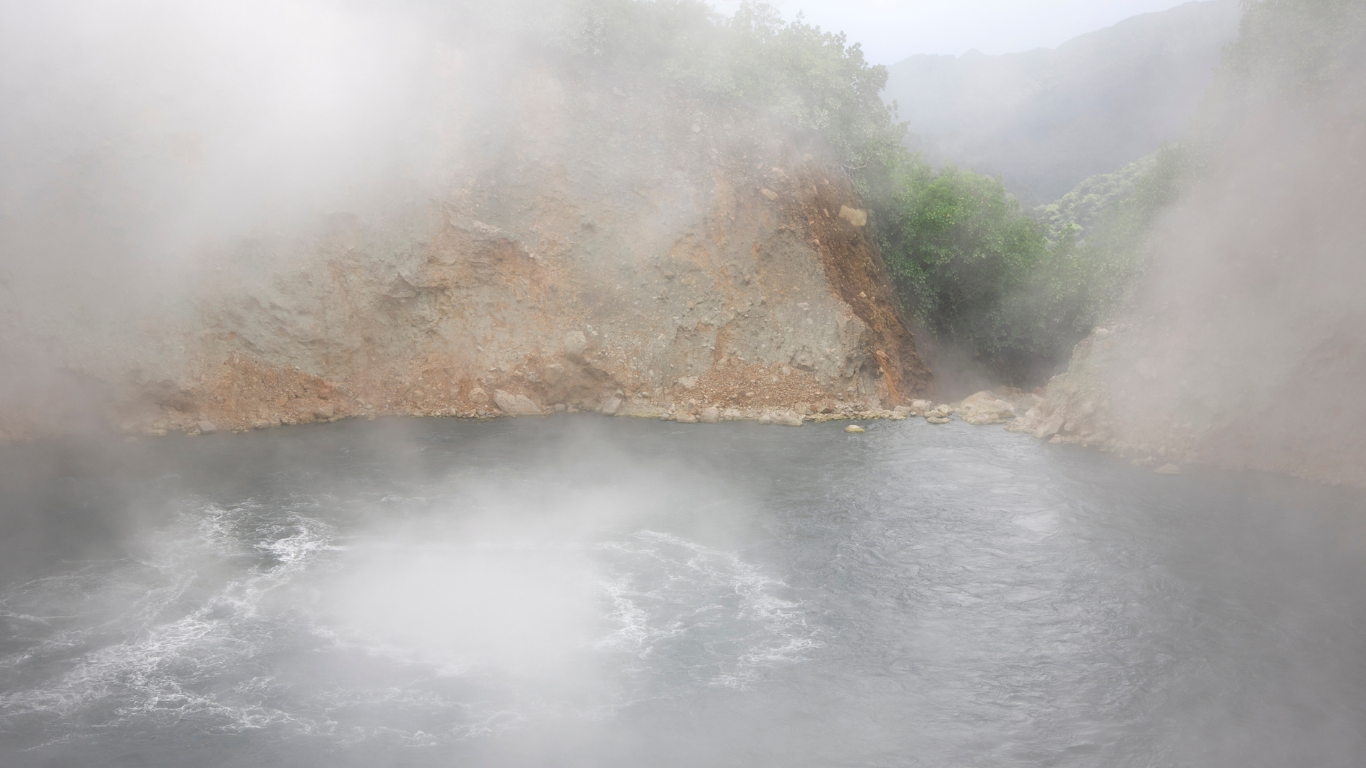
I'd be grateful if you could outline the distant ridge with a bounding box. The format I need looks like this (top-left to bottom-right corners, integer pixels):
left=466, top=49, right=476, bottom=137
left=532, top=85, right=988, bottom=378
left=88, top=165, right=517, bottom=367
left=883, top=0, right=1242, bottom=204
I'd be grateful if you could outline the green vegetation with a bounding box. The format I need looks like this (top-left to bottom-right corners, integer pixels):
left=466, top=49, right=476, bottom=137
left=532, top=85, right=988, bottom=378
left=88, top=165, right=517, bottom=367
left=875, top=156, right=1154, bottom=383
left=878, top=163, right=1054, bottom=379
left=556, top=1, right=1117, bottom=383
left=548, top=0, right=1362, bottom=385
left=879, top=0, right=1365, bottom=383
left=1033, top=156, right=1157, bottom=245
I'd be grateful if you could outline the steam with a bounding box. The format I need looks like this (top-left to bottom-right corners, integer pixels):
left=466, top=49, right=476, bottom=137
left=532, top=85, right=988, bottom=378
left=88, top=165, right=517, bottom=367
left=322, top=489, right=626, bottom=680
left=1100, top=80, right=1366, bottom=482
left=0, top=0, right=572, bottom=435
left=883, top=0, right=1243, bottom=203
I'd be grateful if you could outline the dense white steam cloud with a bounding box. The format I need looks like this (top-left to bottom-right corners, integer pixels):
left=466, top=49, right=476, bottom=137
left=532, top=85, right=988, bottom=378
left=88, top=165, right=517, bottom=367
left=1, top=0, right=446, bottom=270
left=0, top=0, right=565, bottom=433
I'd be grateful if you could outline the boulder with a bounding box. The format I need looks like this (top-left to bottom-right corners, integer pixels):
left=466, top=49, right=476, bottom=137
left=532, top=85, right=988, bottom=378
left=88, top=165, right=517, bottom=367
left=838, top=205, right=867, bottom=227
left=600, top=393, right=623, bottom=416
left=926, top=416, right=950, bottom=424
left=844, top=425, right=865, bottom=433
left=757, top=414, right=772, bottom=425
left=562, top=330, right=588, bottom=361
left=1032, top=414, right=1065, bottom=440
left=1014, top=393, right=1042, bottom=414
left=775, top=413, right=804, bottom=427
left=699, top=407, right=720, bottom=424
left=676, top=412, right=698, bottom=424
left=196, top=420, right=218, bottom=434
left=494, top=390, right=543, bottom=416
left=543, top=363, right=564, bottom=386
left=959, top=390, right=1016, bottom=424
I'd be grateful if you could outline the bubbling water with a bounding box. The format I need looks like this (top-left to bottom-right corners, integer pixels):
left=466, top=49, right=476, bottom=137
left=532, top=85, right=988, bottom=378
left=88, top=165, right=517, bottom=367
left=1, top=416, right=1364, bottom=767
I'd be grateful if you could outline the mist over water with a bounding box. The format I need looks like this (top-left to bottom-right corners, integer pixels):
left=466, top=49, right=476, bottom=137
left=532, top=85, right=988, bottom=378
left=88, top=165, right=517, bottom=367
left=2, top=417, right=1364, bottom=766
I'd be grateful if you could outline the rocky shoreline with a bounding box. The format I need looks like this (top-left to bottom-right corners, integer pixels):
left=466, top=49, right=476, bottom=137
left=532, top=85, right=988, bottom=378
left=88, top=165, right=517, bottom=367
left=80, top=367, right=1346, bottom=488
left=138, top=383, right=1037, bottom=437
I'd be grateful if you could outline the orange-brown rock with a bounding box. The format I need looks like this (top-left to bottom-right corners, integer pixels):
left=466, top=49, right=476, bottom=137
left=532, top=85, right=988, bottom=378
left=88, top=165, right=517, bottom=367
left=0, top=68, right=930, bottom=438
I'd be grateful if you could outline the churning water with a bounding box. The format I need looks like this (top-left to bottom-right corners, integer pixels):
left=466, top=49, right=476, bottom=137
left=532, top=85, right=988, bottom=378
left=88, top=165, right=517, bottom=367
left=1, top=417, right=1364, bottom=767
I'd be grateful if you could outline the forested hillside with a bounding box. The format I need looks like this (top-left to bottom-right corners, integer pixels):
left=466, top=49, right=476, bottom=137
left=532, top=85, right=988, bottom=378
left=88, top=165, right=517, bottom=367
left=883, top=0, right=1241, bottom=204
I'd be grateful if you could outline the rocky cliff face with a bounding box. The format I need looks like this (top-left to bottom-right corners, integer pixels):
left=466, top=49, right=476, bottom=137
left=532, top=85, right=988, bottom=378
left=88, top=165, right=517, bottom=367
left=0, top=68, right=929, bottom=438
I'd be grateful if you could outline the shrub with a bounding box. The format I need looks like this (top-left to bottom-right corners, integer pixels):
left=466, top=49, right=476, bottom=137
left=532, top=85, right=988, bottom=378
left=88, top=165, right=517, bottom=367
left=879, top=161, right=1077, bottom=382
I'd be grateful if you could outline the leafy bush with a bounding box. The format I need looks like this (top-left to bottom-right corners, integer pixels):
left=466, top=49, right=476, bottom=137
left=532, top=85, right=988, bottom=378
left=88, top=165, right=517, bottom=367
left=879, top=160, right=1102, bottom=382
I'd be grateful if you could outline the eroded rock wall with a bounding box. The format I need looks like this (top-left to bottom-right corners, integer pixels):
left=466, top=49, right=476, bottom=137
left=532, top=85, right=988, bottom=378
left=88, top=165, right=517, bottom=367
left=0, top=68, right=929, bottom=437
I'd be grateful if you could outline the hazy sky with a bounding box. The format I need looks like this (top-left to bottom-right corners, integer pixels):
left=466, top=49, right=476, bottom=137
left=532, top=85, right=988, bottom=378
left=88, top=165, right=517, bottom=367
left=711, top=0, right=1199, bottom=63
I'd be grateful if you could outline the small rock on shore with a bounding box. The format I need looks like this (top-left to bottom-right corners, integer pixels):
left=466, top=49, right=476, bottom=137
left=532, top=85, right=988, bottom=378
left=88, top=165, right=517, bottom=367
left=495, top=390, right=543, bottom=416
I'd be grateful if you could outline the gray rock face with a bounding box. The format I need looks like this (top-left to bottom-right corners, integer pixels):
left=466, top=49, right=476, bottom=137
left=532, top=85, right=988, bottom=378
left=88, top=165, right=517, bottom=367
left=494, top=390, right=542, bottom=416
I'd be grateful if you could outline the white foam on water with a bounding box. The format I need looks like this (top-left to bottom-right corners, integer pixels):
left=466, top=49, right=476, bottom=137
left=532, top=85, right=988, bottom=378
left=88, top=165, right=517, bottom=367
left=0, top=500, right=342, bottom=743
left=1, top=488, right=822, bottom=750
left=595, top=530, right=821, bottom=693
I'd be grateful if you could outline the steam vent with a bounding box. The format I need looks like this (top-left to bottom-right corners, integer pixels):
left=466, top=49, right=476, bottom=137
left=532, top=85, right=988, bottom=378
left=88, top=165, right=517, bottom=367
left=0, top=70, right=929, bottom=438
